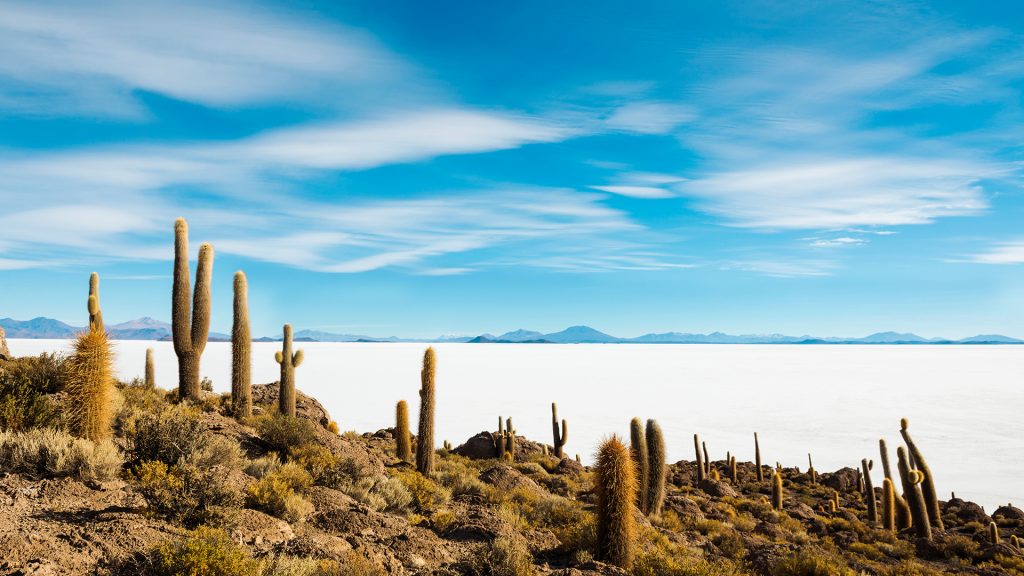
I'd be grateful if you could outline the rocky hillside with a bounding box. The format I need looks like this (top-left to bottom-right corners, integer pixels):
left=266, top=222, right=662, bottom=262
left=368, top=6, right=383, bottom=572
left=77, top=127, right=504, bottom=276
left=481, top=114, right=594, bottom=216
left=0, top=352, right=1022, bottom=576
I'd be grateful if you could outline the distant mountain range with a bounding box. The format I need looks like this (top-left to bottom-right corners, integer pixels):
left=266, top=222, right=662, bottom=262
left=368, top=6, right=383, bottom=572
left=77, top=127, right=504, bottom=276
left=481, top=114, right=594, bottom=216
left=2, top=317, right=1021, bottom=345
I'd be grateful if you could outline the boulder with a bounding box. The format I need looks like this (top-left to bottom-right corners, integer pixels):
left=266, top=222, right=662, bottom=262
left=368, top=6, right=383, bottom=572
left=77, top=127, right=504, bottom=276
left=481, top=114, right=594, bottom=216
left=251, top=383, right=331, bottom=426
left=822, top=467, right=859, bottom=493
left=554, top=457, right=586, bottom=476
left=993, top=504, right=1024, bottom=525
left=479, top=465, right=545, bottom=496
left=698, top=478, right=739, bottom=498
left=0, top=326, right=10, bottom=361
left=454, top=432, right=500, bottom=459
left=944, top=498, right=991, bottom=525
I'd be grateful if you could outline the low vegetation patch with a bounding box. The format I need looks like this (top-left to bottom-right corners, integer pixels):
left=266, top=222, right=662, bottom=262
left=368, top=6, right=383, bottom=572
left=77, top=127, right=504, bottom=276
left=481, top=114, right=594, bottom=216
left=0, top=428, right=121, bottom=481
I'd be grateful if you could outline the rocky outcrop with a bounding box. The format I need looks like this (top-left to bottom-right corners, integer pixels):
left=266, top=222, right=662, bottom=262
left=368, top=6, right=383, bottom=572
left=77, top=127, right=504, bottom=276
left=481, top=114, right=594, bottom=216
left=0, top=326, right=10, bottom=361
left=251, top=382, right=331, bottom=426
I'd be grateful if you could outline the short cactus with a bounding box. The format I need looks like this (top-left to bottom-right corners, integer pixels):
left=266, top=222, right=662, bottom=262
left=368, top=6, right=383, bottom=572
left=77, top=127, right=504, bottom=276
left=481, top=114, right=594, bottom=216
left=629, top=417, right=649, bottom=513
left=694, top=434, right=706, bottom=483
left=505, top=417, right=516, bottom=459
left=862, top=458, right=877, bottom=524
left=231, top=271, right=252, bottom=420
left=144, top=348, right=155, bottom=389
left=729, top=456, right=738, bottom=483
left=396, top=400, right=411, bottom=462
left=494, top=416, right=505, bottom=457
left=172, top=218, right=213, bottom=401
left=807, top=454, right=816, bottom=485
left=896, top=446, right=931, bottom=540
left=882, top=478, right=895, bottom=532
left=755, top=432, right=764, bottom=482
left=415, top=347, right=436, bottom=475
left=595, top=435, right=636, bottom=570
left=66, top=274, right=115, bottom=442
left=274, top=324, right=304, bottom=417
left=771, top=470, right=783, bottom=510
left=989, top=521, right=1000, bottom=546
left=551, top=402, right=568, bottom=458
left=900, top=418, right=943, bottom=530
left=645, top=419, right=666, bottom=517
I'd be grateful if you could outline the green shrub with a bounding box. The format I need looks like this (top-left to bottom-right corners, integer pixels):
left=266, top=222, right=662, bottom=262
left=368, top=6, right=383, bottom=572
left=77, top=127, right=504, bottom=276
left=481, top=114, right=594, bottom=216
left=0, top=356, right=60, bottom=431
left=246, top=454, right=282, bottom=478
left=246, top=462, right=314, bottom=523
left=0, top=428, right=121, bottom=481
left=470, top=536, right=534, bottom=576
left=150, top=526, right=262, bottom=576
left=257, top=413, right=318, bottom=455
left=395, top=470, right=451, bottom=513
left=124, top=405, right=206, bottom=465
left=134, top=460, right=240, bottom=527
left=342, top=475, right=413, bottom=514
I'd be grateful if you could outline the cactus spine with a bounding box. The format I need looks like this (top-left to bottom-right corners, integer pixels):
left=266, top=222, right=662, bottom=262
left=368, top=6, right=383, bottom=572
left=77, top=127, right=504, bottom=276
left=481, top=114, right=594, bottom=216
left=595, top=436, right=636, bottom=570
left=900, top=418, right=943, bottom=530
left=771, top=470, right=783, bottom=510
left=274, top=324, right=303, bottom=417
left=882, top=478, right=896, bottom=532
left=231, top=271, right=252, bottom=419
left=66, top=274, right=115, bottom=442
left=897, top=446, right=931, bottom=540
left=144, top=348, right=155, bottom=389
left=755, top=432, right=764, bottom=482
left=551, top=402, right=568, bottom=458
left=415, top=347, right=436, bottom=475
left=862, top=458, right=877, bottom=524
left=88, top=272, right=104, bottom=332
left=989, top=521, right=1000, bottom=545
left=694, top=434, right=706, bottom=483
left=629, top=417, right=649, bottom=513
left=645, top=419, right=666, bottom=517
left=172, top=218, right=213, bottom=401
left=396, top=400, right=411, bottom=462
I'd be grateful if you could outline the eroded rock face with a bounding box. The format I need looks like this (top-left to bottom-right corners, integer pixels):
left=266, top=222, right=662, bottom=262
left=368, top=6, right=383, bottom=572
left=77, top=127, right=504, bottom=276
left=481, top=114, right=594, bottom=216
left=0, top=326, right=10, bottom=360
left=822, top=467, right=859, bottom=492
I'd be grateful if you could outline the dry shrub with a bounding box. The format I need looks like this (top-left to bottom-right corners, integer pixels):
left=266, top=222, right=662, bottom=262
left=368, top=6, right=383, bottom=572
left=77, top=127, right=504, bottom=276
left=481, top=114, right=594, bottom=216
left=246, top=462, right=314, bottom=523
left=134, top=460, right=240, bottom=527
left=770, top=548, right=855, bottom=576
left=257, top=413, right=318, bottom=455
left=149, top=526, right=262, bottom=576
left=395, top=470, right=451, bottom=513
left=0, top=355, right=61, bottom=431
left=0, top=428, right=121, bottom=481
left=124, top=405, right=206, bottom=465
left=470, top=536, right=534, bottom=576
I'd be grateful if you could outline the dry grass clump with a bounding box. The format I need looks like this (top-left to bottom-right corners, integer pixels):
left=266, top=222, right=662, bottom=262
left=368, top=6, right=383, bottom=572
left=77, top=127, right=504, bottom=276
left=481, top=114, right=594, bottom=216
left=123, top=405, right=207, bottom=465
left=148, top=526, right=262, bottom=576
left=470, top=535, right=535, bottom=576
left=0, top=354, right=62, bottom=431
left=633, top=531, right=743, bottom=576
left=0, top=428, right=121, bottom=481
left=256, top=412, right=318, bottom=455
left=134, top=460, right=241, bottom=527
left=246, top=462, right=314, bottom=523
left=770, top=547, right=855, bottom=576
left=395, top=469, right=451, bottom=513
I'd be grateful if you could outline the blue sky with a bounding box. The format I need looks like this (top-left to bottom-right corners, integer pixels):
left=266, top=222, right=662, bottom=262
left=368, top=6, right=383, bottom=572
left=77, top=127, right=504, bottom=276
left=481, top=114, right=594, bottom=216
left=2, top=0, right=1024, bottom=338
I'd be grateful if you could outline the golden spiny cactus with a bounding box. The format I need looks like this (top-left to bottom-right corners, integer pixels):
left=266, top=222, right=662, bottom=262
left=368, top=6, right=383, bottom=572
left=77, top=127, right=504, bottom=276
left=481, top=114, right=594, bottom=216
left=88, top=272, right=103, bottom=332
left=144, top=348, right=155, bottom=389
left=595, top=435, right=636, bottom=570
left=231, top=271, right=252, bottom=419
left=415, top=347, right=436, bottom=475
left=629, top=417, right=648, bottom=513
left=172, top=218, right=213, bottom=401
left=645, top=419, right=666, bottom=517
left=897, top=446, right=931, bottom=540
left=882, top=478, right=895, bottom=532
left=771, top=470, right=784, bottom=510
left=66, top=275, right=115, bottom=442
left=900, top=418, right=944, bottom=530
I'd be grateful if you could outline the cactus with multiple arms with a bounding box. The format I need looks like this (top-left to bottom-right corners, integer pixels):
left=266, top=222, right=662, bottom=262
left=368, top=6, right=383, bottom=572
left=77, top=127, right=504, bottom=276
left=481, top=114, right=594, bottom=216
left=275, top=324, right=304, bottom=417
left=415, top=347, right=436, bottom=475
left=231, top=271, right=252, bottom=419
left=595, top=436, right=636, bottom=570
left=629, top=417, right=649, bottom=513
left=396, top=400, right=411, bottom=462
left=66, top=273, right=115, bottom=442
left=551, top=402, right=568, bottom=458
left=896, top=446, right=931, bottom=540
left=645, top=419, right=666, bottom=517
left=862, top=458, right=878, bottom=524
left=172, top=218, right=213, bottom=401
left=900, top=418, right=943, bottom=530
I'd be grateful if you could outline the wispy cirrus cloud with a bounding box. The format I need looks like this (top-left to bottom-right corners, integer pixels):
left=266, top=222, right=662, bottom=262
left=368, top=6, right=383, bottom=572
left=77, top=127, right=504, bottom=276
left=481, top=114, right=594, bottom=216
left=964, top=241, right=1024, bottom=265
left=0, top=0, right=419, bottom=117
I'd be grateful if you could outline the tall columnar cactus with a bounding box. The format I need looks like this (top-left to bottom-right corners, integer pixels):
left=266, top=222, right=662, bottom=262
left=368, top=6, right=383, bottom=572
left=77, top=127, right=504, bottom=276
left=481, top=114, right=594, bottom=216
left=231, top=271, right=252, bottom=419
left=862, top=458, right=878, bottom=524
left=897, top=446, right=932, bottom=540
left=645, top=419, right=666, bottom=517
left=702, top=441, right=710, bottom=476
left=396, top=400, right=411, bottom=462
left=595, top=435, right=636, bottom=570
left=730, top=456, right=738, bottom=483
left=694, top=434, right=706, bottom=483
left=494, top=416, right=505, bottom=457
left=629, top=417, right=649, bottom=513
left=771, top=470, right=783, bottom=510
left=416, top=347, right=436, bottom=475
left=880, top=437, right=911, bottom=525
left=551, top=402, right=568, bottom=458
left=879, top=438, right=893, bottom=481
left=989, top=521, right=1000, bottom=545
left=88, top=272, right=104, bottom=332
left=808, top=454, right=816, bottom=484
left=900, top=418, right=943, bottom=530
left=172, top=218, right=213, bottom=401
left=275, top=324, right=304, bottom=417
left=144, top=348, right=155, bottom=389
left=882, top=478, right=896, bottom=532
left=755, top=432, right=764, bottom=482
left=66, top=275, right=115, bottom=442
left=505, top=416, right=517, bottom=459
